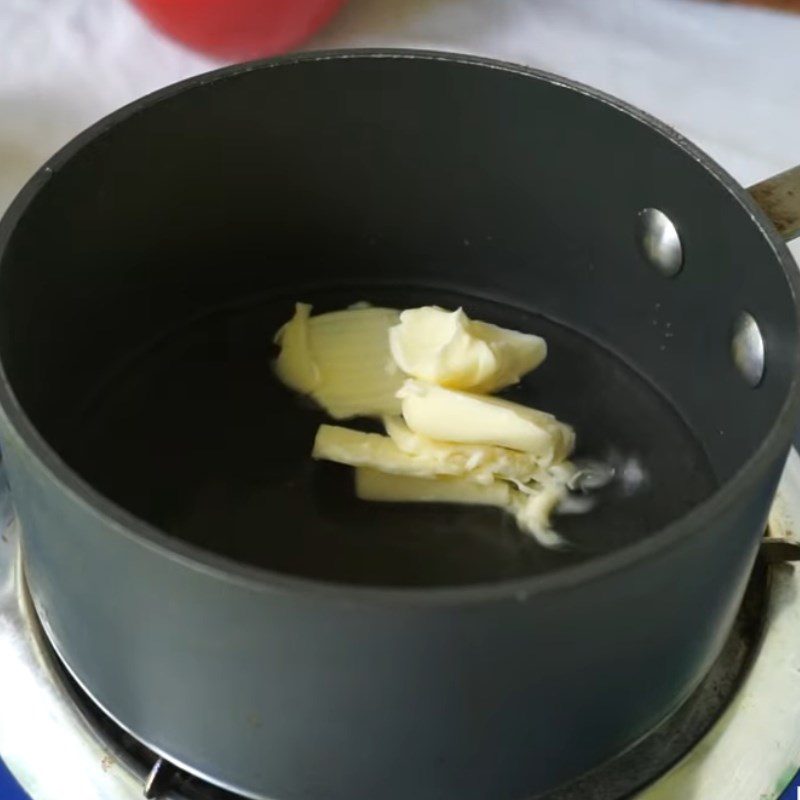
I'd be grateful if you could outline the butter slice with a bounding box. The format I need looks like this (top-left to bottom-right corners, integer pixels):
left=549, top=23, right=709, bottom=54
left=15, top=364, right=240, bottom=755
left=355, top=468, right=567, bottom=549
left=274, top=304, right=404, bottom=419
left=315, top=423, right=576, bottom=547
left=313, top=424, right=465, bottom=479
left=384, top=416, right=549, bottom=485
left=398, top=380, right=574, bottom=462
left=273, top=303, right=320, bottom=394
left=355, top=468, right=511, bottom=507
left=389, top=306, right=546, bottom=393
left=316, top=420, right=564, bottom=486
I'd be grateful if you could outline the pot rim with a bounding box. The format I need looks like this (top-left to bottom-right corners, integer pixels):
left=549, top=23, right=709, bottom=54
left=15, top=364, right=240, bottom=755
left=1, top=48, right=799, bottom=606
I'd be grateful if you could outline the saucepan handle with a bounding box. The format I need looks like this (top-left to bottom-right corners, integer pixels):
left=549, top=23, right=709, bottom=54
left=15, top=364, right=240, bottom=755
left=751, top=167, right=800, bottom=562
left=749, top=165, right=800, bottom=242
left=750, top=166, right=800, bottom=455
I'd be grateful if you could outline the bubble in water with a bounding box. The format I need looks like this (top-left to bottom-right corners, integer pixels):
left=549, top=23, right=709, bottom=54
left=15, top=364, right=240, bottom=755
left=557, top=493, right=597, bottom=515
left=569, top=459, right=616, bottom=492
left=619, top=456, right=648, bottom=496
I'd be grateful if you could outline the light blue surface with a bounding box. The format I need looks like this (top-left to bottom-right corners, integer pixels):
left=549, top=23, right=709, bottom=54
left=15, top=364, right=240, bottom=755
left=0, top=760, right=26, bottom=800
left=779, top=768, right=800, bottom=800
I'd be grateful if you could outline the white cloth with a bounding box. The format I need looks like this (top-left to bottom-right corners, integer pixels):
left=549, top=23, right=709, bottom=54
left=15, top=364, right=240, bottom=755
left=0, top=0, right=798, bottom=256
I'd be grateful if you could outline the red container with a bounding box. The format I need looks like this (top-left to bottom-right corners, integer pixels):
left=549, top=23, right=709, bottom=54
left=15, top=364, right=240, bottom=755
left=130, top=0, right=347, bottom=61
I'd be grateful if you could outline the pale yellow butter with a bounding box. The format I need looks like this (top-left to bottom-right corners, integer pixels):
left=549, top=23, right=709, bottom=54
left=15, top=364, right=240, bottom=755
left=355, top=467, right=569, bottom=548
left=314, top=421, right=576, bottom=546
left=313, top=424, right=469, bottom=479
left=355, top=468, right=511, bottom=507
left=389, top=306, right=546, bottom=393
left=383, top=416, right=551, bottom=485
left=276, top=301, right=584, bottom=546
left=315, top=420, right=565, bottom=487
left=398, top=380, right=574, bottom=462
left=511, top=485, right=569, bottom=548
left=274, top=304, right=403, bottom=419
left=273, top=303, right=320, bottom=394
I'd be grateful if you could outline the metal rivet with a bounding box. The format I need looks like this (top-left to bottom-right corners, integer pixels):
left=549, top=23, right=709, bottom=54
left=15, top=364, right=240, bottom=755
left=637, top=208, right=683, bottom=277
left=731, top=311, right=765, bottom=387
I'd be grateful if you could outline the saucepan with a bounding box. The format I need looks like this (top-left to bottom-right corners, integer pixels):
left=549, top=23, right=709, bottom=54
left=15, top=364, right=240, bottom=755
left=0, top=51, right=798, bottom=799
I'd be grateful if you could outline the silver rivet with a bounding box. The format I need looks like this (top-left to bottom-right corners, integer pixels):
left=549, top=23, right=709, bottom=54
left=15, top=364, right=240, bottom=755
left=731, top=311, right=765, bottom=387
left=637, top=208, right=683, bottom=277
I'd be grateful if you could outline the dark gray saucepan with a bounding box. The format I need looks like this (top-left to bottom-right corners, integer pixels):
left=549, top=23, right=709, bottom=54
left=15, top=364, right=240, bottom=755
left=0, top=50, right=799, bottom=800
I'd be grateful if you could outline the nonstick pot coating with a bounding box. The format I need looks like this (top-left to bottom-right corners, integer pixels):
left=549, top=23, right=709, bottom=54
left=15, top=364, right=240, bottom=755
left=59, top=285, right=717, bottom=586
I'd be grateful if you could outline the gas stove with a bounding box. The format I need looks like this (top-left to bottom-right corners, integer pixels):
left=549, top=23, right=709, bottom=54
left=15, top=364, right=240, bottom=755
left=1, top=454, right=800, bottom=800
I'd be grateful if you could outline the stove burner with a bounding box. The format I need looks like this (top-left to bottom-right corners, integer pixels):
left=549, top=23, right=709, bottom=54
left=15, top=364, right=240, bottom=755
left=45, top=647, right=244, bottom=799
left=38, top=559, right=768, bottom=800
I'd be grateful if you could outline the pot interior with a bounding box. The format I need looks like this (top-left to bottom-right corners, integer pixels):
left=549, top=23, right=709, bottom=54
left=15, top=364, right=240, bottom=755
left=57, top=284, right=717, bottom=585
left=0, top=54, right=795, bottom=586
